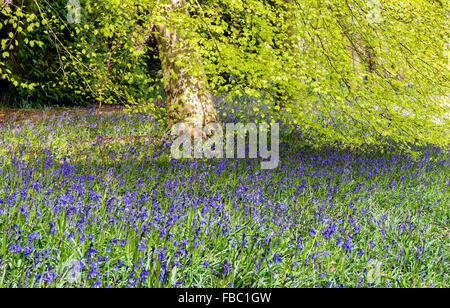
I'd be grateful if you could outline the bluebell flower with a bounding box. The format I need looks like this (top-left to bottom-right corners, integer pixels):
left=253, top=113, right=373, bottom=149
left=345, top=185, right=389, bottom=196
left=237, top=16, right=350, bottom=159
left=273, top=253, right=282, bottom=264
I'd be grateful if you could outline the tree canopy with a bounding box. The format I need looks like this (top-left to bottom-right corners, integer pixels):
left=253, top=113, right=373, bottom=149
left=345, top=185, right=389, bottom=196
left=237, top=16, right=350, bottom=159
left=1, top=0, right=449, bottom=149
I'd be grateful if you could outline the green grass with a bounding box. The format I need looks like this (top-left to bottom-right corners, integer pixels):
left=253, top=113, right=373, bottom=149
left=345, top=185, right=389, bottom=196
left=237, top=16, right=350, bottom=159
left=0, top=108, right=448, bottom=288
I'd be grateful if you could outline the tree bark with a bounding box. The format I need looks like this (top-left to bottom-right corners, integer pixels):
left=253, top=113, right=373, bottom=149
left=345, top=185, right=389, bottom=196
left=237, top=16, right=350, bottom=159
left=155, top=0, right=219, bottom=138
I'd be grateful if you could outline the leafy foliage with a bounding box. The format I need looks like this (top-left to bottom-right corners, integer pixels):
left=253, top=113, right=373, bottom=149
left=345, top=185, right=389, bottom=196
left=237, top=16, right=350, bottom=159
left=0, top=0, right=160, bottom=107
left=1, top=0, right=449, bottom=149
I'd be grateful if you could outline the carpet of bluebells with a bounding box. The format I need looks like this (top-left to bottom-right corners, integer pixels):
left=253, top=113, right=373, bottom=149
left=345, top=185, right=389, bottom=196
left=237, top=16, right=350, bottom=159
left=0, top=101, right=448, bottom=288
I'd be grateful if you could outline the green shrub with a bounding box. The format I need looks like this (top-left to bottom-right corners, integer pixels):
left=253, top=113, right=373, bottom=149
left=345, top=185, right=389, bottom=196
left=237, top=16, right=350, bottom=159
left=0, top=0, right=162, bottom=108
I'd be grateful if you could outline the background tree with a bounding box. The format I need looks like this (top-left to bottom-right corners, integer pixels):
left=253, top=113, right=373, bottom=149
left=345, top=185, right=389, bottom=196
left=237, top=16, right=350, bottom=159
left=1, top=0, right=448, bottom=149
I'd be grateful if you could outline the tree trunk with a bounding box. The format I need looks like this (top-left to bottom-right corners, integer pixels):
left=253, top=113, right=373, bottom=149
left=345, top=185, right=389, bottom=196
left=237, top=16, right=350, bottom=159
left=155, top=0, right=219, bottom=138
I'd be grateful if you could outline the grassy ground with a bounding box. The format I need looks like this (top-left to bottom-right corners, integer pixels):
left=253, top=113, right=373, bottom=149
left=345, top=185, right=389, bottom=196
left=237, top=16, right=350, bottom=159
left=0, top=106, right=448, bottom=288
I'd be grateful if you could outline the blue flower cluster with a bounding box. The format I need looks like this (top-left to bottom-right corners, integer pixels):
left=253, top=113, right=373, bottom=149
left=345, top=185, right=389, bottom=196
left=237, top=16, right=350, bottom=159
left=0, top=106, right=448, bottom=288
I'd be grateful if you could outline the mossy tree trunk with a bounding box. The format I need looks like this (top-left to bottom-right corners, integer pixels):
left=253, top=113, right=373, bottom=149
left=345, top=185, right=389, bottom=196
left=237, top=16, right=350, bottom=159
left=155, top=0, right=219, bottom=138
